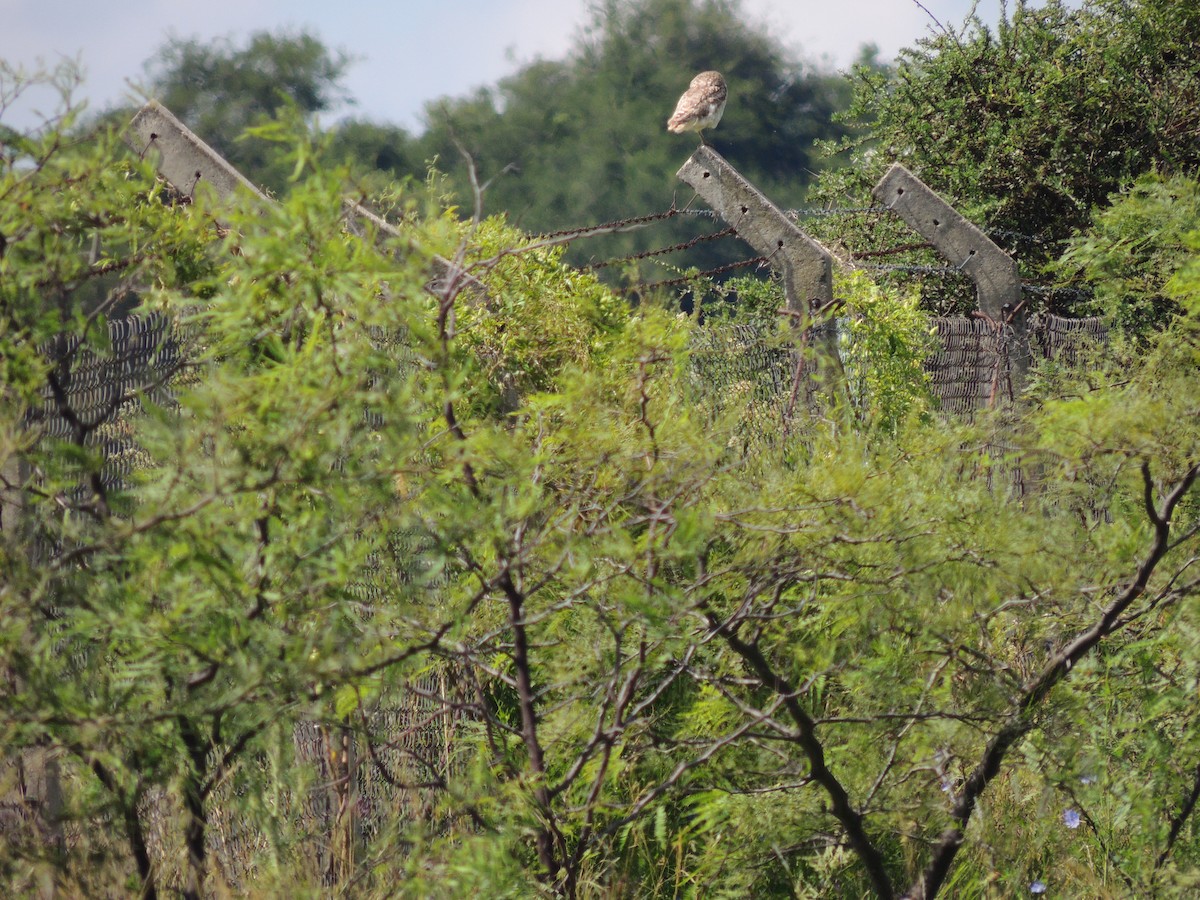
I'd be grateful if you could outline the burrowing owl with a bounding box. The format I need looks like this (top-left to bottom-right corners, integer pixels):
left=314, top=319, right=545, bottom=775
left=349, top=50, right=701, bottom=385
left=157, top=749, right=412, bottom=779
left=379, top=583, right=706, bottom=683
left=667, top=71, right=728, bottom=145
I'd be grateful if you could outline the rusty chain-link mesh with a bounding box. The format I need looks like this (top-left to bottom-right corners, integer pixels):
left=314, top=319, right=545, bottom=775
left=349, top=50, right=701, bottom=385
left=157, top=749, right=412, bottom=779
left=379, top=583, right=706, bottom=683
left=27, top=314, right=195, bottom=488
left=924, top=314, right=1107, bottom=414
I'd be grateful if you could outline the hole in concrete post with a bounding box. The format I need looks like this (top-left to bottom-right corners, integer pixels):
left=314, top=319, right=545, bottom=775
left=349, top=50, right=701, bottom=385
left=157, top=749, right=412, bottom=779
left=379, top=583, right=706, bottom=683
left=149, top=133, right=158, bottom=140
left=740, top=206, right=749, bottom=214
left=777, top=240, right=784, bottom=248
left=896, top=188, right=905, bottom=196
left=932, top=218, right=940, bottom=226
left=702, top=171, right=711, bottom=179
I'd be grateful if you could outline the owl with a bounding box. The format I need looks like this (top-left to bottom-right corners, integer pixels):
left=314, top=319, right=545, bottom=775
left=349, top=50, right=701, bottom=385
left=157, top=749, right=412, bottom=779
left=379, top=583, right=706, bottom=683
left=667, top=71, right=728, bottom=145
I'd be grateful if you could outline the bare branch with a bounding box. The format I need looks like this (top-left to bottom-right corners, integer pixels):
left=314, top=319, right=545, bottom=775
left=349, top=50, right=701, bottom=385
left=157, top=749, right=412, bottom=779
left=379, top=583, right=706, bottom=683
left=1154, top=758, right=1200, bottom=878
left=906, top=461, right=1200, bottom=900
left=709, top=611, right=896, bottom=898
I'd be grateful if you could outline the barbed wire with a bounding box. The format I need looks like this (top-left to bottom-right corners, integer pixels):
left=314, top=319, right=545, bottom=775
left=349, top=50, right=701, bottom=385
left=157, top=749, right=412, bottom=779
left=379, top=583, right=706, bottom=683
left=849, top=242, right=934, bottom=260
left=526, top=201, right=1066, bottom=295
left=791, top=206, right=889, bottom=219
left=1022, top=284, right=1091, bottom=300
left=530, top=193, right=1054, bottom=251
left=585, top=226, right=736, bottom=271
left=857, top=263, right=968, bottom=277
left=531, top=207, right=684, bottom=243
left=676, top=206, right=891, bottom=221
left=990, top=228, right=1050, bottom=245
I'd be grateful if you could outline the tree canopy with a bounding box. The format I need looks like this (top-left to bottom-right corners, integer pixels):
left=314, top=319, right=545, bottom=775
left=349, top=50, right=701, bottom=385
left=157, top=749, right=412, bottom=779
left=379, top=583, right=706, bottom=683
left=133, top=0, right=863, bottom=281
left=807, top=0, right=1200, bottom=321
left=143, top=29, right=354, bottom=195
left=401, top=0, right=861, bottom=276
left=4, top=48, right=1200, bottom=896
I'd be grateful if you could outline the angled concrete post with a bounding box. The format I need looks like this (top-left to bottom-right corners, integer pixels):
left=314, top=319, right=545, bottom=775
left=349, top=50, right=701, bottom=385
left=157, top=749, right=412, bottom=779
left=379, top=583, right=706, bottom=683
left=872, top=163, right=1030, bottom=396
left=677, top=146, right=843, bottom=411
left=127, top=101, right=269, bottom=205
left=125, top=101, right=489, bottom=305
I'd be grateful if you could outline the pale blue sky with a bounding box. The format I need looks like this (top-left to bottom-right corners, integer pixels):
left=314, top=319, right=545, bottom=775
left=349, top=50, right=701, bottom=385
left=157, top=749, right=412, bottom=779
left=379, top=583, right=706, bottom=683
left=2, top=1, right=1068, bottom=133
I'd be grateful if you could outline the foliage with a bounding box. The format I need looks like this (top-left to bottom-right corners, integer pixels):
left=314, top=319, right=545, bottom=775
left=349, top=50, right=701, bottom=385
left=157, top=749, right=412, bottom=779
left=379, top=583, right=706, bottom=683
left=126, top=1, right=860, bottom=283
left=327, top=117, right=419, bottom=195
left=807, top=0, right=1200, bottom=319
left=457, top=216, right=630, bottom=409
left=3, top=70, right=1200, bottom=900
left=837, top=270, right=935, bottom=431
left=405, top=0, right=858, bottom=279
left=1054, top=171, right=1200, bottom=335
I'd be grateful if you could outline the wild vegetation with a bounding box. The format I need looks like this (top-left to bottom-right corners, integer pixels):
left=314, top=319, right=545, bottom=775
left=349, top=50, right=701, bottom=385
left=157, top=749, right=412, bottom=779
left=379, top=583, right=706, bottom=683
left=2, top=1, right=1199, bottom=897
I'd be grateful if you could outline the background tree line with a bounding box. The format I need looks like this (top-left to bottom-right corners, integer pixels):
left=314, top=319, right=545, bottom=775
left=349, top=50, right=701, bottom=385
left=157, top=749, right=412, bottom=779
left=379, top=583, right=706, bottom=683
left=139, top=0, right=869, bottom=281
left=132, top=0, right=1200, bottom=328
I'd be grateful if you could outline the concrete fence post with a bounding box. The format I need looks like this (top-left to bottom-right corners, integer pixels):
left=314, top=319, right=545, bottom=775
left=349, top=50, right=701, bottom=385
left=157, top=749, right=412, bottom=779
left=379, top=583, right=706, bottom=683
left=127, top=101, right=269, bottom=205
left=126, top=101, right=488, bottom=302
left=120, top=101, right=486, bottom=869
left=677, top=146, right=844, bottom=414
left=872, top=163, right=1030, bottom=398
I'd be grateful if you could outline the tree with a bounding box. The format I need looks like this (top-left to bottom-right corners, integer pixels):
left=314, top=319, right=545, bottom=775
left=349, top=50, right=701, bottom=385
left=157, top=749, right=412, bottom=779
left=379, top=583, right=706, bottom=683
left=1053, top=171, right=1200, bottom=335
left=3, top=67, right=1200, bottom=899
left=141, top=29, right=353, bottom=195
left=327, top=118, right=419, bottom=190
left=407, top=0, right=859, bottom=281
left=126, top=4, right=863, bottom=288
left=807, top=0, right=1200, bottom=319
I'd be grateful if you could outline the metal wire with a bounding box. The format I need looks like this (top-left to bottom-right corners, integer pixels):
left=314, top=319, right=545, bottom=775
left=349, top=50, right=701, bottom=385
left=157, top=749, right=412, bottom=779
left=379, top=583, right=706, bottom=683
left=989, top=228, right=1049, bottom=245
left=585, top=226, right=736, bottom=270
left=850, top=242, right=934, bottom=260
left=857, top=263, right=968, bottom=277
left=535, top=202, right=1061, bottom=297
left=788, top=206, right=889, bottom=218
left=1022, top=284, right=1090, bottom=298
left=531, top=207, right=684, bottom=242
left=553, top=204, right=1052, bottom=245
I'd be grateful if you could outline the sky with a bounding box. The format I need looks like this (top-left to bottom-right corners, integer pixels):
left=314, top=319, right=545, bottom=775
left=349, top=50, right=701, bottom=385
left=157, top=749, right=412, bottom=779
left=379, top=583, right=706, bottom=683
left=3, top=1, right=1054, bottom=134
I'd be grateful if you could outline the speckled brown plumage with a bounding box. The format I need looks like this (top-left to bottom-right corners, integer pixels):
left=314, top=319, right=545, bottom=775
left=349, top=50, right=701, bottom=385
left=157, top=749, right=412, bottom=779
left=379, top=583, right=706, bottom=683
left=667, top=71, right=728, bottom=145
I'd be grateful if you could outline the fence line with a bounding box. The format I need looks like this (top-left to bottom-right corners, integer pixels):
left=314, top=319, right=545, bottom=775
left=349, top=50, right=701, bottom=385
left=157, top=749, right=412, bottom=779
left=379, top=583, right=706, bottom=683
left=584, top=225, right=736, bottom=270
left=7, top=99, right=1111, bottom=890
left=510, top=203, right=1063, bottom=310
left=642, top=254, right=773, bottom=289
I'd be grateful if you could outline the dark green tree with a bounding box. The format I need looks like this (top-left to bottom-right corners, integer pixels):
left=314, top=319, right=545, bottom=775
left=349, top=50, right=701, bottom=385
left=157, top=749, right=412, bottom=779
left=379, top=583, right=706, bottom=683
left=4, top=66, right=1200, bottom=900
left=327, top=118, right=418, bottom=189
left=408, top=0, right=858, bottom=281
left=807, top=0, right=1200, bottom=318
left=1053, top=171, right=1200, bottom=335
left=127, top=5, right=862, bottom=290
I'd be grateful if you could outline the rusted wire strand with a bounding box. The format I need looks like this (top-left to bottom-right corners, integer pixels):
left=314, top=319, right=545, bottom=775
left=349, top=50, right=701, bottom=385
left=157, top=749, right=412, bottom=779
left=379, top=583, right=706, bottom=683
left=849, top=242, right=935, bottom=260
left=532, top=202, right=1058, bottom=294
left=532, top=207, right=684, bottom=242
left=586, top=226, right=736, bottom=270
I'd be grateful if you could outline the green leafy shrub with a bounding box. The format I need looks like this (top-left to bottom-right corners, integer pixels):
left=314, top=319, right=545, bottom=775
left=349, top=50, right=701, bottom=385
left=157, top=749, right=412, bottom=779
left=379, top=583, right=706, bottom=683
left=1055, top=172, right=1200, bottom=335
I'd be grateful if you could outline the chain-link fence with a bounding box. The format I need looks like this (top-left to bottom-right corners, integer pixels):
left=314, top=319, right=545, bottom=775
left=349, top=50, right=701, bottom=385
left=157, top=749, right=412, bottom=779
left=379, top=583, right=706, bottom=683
left=11, top=281, right=1107, bottom=888
left=6, top=102, right=1116, bottom=889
